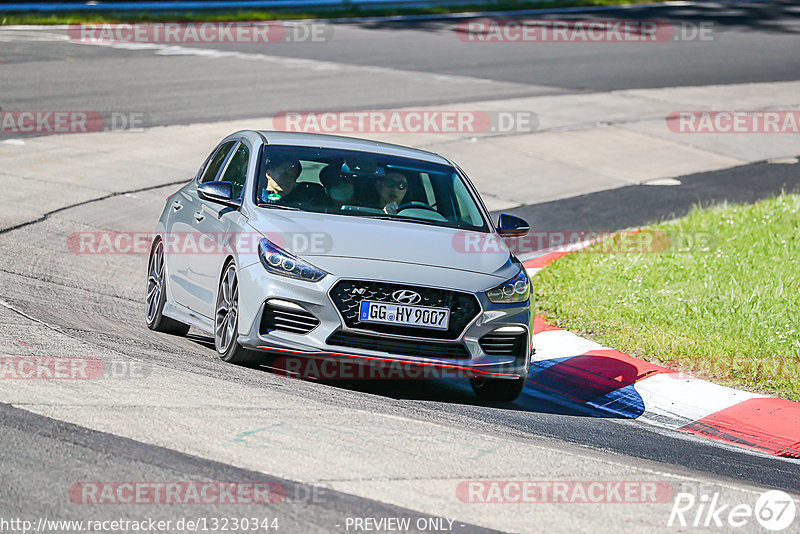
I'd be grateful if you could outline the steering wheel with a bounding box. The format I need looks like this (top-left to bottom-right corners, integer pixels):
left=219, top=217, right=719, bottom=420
left=396, top=201, right=439, bottom=213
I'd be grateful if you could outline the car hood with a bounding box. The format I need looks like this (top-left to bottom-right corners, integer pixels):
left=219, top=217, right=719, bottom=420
left=246, top=209, right=516, bottom=280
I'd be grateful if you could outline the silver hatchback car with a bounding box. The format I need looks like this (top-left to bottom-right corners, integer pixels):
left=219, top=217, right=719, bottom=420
left=146, top=131, right=533, bottom=401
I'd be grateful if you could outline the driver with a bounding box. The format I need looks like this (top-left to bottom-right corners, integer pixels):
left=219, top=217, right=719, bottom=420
left=261, top=156, right=302, bottom=203
left=375, top=171, right=408, bottom=214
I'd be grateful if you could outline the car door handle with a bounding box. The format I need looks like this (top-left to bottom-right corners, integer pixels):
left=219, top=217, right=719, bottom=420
left=172, top=200, right=182, bottom=211
left=193, top=211, right=205, bottom=222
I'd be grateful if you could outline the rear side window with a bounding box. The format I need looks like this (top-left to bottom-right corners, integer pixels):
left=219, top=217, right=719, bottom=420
left=219, top=142, right=250, bottom=199
left=200, top=141, right=236, bottom=184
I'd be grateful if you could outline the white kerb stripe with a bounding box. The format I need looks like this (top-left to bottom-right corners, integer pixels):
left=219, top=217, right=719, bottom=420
left=634, top=372, right=765, bottom=429
left=531, top=330, right=604, bottom=362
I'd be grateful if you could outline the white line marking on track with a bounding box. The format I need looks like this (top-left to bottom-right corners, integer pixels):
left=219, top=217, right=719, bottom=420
left=73, top=39, right=498, bottom=86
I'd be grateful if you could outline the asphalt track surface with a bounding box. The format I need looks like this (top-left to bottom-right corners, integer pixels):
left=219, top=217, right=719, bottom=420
left=1, top=1, right=799, bottom=129
left=1, top=2, right=799, bottom=532
left=0, top=403, right=498, bottom=533
left=190, top=2, right=800, bottom=90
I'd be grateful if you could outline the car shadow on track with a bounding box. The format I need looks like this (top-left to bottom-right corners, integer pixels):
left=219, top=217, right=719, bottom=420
left=241, top=347, right=641, bottom=418
left=186, top=332, right=216, bottom=350
left=183, top=333, right=644, bottom=419
left=320, top=376, right=599, bottom=417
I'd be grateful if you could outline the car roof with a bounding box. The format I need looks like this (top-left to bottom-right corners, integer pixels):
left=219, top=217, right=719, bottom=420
left=254, top=130, right=451, bottom=165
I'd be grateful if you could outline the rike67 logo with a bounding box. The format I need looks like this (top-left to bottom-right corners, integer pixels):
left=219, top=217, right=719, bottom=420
left=668, top=489, right=796, bottom=531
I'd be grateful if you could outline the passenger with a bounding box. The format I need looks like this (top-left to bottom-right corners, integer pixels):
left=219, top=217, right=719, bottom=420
left=374, top=171, right=408, bottom=214
left=261, top=156, right=302, bottom=203
left=319, top=164, right=356, bottom=206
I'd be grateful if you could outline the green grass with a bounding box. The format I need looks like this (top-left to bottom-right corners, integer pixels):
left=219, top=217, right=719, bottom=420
left=534, top=193, right=800, bottom=401
left=1, top=0, right=671, bottom=25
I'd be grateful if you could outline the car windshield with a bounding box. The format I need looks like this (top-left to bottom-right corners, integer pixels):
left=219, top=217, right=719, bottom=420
left=255, top=145, right=489, bottom=232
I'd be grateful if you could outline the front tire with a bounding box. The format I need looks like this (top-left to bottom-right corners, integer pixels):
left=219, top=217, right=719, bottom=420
left=145, top=239, right=190, bottom=336
left=215, top=261, right=260, bottom=365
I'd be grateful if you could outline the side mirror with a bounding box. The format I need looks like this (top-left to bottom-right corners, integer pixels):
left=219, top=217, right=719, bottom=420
left=197, top=181, right=241, bottom=209
left=497, top=213, right=530, bottom=237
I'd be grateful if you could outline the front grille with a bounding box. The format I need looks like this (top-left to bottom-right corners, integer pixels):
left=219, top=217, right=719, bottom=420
left=260, top=302, right=320, bottom=335
left=329, top=280, right=480, bottom=340
left=479, top=331, right=527, bottom=357
left=327, top=331, right=470, bottom=360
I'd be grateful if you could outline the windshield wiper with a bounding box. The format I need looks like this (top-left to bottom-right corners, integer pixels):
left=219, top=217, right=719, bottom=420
left=257, top=203, right=302, bottom=211
left=365, top=214, right=411, bottom=222
left=365, top=214, right=451, bottom=228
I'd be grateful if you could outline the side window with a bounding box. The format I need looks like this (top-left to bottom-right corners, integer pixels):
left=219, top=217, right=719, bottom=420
left=219, top=142, right=249, bottom=198
left=199, top=141, right=236, bottom=184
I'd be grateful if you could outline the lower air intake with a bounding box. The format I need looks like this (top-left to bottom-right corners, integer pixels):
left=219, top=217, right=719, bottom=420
left=261, top=301, right=320, bottom=335
left=327, top=331, right=470, bottom=360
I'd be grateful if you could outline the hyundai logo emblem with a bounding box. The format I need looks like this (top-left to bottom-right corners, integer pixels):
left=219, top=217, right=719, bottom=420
left=392, top=289, right=422, bottom=305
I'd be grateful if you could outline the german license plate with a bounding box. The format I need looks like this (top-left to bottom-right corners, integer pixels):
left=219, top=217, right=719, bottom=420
left=359, top=301, right=450, bottom=330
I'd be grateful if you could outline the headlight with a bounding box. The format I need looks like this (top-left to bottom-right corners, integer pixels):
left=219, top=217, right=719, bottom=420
left=486, top=271, right=530, bottom=304
left=258, top=238, right=327, bottom=282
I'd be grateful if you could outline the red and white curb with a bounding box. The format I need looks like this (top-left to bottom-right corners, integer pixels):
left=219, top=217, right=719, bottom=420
left=525, top=256, right=800, bottom=459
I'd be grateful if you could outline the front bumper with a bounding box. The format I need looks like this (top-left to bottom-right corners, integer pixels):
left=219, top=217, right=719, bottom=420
left=236, top=262, right=534, bottom=379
